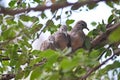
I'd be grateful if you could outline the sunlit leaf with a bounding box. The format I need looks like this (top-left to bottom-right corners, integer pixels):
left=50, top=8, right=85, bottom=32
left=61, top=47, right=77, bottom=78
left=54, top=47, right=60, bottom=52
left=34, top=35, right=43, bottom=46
left=30, top=67, right=41, bottom=80
left=91, top=21, right=97, bottom=26
left=108, top=27, right=120, bottom=43
left=108, top=14, right=114, bottom=23
left=66, top=19, right=75, bottom=25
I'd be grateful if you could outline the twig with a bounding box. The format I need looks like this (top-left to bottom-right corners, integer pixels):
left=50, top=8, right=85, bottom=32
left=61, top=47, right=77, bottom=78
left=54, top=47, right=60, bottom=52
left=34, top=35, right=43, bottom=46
left=60, top=8, right=63, bottom=24
left=97, top=45, right=111, bottom=60
left=39, top=10, right=58, bottom=36
left=80, top=48, right=120, bottom=80
left=33, top=58, right=47, bottom=67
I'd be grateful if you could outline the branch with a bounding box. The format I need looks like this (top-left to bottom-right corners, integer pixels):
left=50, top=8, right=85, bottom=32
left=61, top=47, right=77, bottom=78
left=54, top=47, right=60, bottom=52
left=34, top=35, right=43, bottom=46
left=80, top=48, right=120, bottom=80
left=91, top=22, right=120, bottom=48
left=1, top=74, right=15, bottom=80
left=0, top=0, right=102, bottom=15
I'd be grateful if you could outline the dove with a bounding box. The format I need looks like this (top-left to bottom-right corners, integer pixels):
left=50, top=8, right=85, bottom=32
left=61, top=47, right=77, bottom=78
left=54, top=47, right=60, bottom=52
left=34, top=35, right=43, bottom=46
left=54, top=25, right=71, bottom=51
left=69, top=20, right=89, bottom=52
left=40, top=35, right=57, bottom=51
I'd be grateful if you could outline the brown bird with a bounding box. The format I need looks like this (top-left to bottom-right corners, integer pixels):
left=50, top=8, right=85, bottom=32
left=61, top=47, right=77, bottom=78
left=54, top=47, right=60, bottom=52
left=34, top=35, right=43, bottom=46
left=40, top=35, right=57, bottom=51
left=54, top=25, right=71, bottom=51
left=69, top=20, right=89, bottom=52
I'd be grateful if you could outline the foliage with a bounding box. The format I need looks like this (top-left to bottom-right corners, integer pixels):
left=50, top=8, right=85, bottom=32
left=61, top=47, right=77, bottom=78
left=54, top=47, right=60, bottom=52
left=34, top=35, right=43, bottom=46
left=0, top=0, right=120, bottom=80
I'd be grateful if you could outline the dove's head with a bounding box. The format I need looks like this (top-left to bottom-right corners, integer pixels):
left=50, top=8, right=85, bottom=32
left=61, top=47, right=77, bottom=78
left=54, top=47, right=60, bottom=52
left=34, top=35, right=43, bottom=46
left=75, top=20, right=89, bottom=30
left=59, top=25, right=67, bottom=35
left=48, top=35, right=55, bottom=43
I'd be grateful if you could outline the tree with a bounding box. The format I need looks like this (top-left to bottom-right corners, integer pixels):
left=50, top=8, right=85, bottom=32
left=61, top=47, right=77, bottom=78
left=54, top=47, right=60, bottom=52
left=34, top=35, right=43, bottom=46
left=0, top=0, right=120, bottom=80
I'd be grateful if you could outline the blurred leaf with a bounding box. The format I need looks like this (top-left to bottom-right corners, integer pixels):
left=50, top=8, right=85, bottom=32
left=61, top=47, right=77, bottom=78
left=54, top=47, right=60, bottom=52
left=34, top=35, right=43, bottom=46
left=51, top=0, right=56, bottom=3
left=48, top=72, right=60, bottom=80
left=66, top=19, right=75, bottom=25
left=87, top=4, right=98, bottom=9
left=105, top=49, right=112, bottom=58
left=99, top=61, right=120, bottom=76
left=56, top=15, right=61, bottom=20
left=84, top=37, right=91, bottom=50
left=112, top=0, right=120, bottom=5
left=1, top=27, right=16, bottom=40
left=34, top=0, right=42, bottom=3
left=41, top=12, right=47, bottom=19
left=106, top=1, right=114, bottom=8
left=30, top=67, right=41, bottom=80
left=9, top=1, right=16, bottom=8
left=97, top=23, right=106, bottom=32
left=92, top=29, right=99, bottom=36
left=60, top=58, right=74, bottom=72
left=1, top=25, right=7, bottom=31
left=108, top=14, right=114, bottom=23
left=71, top=3, right=81, bottom=10
left=44, top=20, right=57, bottom=34
left=6, top=19, right=16, bottom=25
left=108, top=27, right=120, bottom=43
left=0, top=15, right=3, bottom=24
left=91, top=21, right=97, bottom=26
left=18, top=20, right=25, bottom=29
left=20, top=15, right=31, bottom=22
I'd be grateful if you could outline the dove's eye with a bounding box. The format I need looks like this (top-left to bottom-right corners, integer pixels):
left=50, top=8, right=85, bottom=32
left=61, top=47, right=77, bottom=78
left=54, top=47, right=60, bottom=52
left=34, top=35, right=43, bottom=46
left=81, top=23, right=85, bottom=27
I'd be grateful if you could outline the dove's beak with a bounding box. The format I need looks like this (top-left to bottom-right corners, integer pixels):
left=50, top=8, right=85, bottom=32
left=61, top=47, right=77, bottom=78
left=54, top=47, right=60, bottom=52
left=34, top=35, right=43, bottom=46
left=86, top=27, right=89, bottom=31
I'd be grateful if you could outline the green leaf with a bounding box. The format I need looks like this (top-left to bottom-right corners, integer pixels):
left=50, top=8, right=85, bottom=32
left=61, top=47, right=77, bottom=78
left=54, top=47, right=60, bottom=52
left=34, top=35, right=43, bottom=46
left=20, top=15, right=31, bottom=22
left=48, top=72, right=60, bottom=80
left=108, top=27, right=120, bottom=43
left=30, top=67, right=41, bottom=80
left=56, top=15, right=61, bottom=20
left=108, top=14, right=114, bottom=23
left=34, top=0, right=42, bottom=3
left=41, top=12, right=47, bottom=19
left=91, top=21, right=97, bottom=26
left=71, top=4, right=81, bottom=10
left=9, top=1, right=16, bottom=7
left=2, top=27, right=16, bottom=40
left=1, top=25, right=7, bottom=31
left=87, top=4, right=98, bottom=9
left=0, top=15, right=3, bottom=24
left=97, top=23, right=106, bottom=32
left=92, top=29, right=99, bottom=36
left=105, top=49, right=112, bottom=58
left=90, top=50, right=100, bottom=59
left=60, top=58, right=73, bottom=72
left=84, top=37, right=91, bottom=50
left=6, top=19, right=16, bottom=25
left=66, top=19, right=75, bottom=25
left=106, top=1, right=114, bottom=8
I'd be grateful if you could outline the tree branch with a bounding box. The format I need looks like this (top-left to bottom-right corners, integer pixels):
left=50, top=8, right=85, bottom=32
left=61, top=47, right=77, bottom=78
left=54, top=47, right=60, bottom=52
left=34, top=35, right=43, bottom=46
left=1, top=74, right=15, bottom=80
left=0, top=0, right=102, bottom=15
left=91, top=22, right=120, bottom=48
left=80, top=48, right=120, bottom=80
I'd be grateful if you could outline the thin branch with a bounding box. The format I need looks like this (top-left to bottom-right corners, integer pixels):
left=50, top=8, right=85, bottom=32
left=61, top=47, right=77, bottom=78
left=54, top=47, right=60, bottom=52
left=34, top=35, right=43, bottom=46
left=0, top=48, right=22, bottom=52
left=60, top=8, right=63, bottom=24
left=33, top=58, right=47, bottom=67
left=80, top=48, right=120, bottom=80
left=39, top=10, right=58, bottom=36
left=97, top=45, right=111, bottom=60
left=0, top=0, right=101, bottom=15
